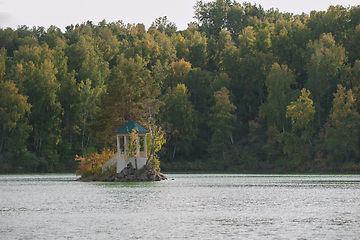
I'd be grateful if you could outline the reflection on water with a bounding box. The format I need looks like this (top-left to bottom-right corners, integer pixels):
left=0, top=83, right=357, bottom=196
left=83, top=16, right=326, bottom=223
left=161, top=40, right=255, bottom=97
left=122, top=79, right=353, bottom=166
left=1, top=174, right=359, bottom=239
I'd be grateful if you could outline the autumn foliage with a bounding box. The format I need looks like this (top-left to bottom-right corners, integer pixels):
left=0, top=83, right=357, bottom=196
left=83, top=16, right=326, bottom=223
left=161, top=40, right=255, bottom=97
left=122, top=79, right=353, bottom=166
left=75, top=147, right=115, bottom=177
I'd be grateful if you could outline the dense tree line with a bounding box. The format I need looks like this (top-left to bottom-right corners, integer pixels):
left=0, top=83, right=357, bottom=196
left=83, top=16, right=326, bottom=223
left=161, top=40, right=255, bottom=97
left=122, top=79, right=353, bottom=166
left=1, top=1, right=360, bottom=173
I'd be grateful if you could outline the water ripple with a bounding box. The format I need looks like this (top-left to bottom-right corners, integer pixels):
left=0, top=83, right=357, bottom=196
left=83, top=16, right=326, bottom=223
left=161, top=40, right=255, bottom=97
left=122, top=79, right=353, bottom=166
left=0, top=173, right=360, bottom=239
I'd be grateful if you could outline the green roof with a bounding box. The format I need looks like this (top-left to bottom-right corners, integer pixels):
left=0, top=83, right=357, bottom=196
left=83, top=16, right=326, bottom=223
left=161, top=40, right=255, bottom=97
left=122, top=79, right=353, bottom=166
left=114, top=120, right=149, bottom=133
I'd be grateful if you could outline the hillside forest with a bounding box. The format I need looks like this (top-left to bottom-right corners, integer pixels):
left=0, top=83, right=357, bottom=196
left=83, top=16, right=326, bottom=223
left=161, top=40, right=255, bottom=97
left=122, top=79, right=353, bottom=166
left=1, top=0, right=360, bottom=173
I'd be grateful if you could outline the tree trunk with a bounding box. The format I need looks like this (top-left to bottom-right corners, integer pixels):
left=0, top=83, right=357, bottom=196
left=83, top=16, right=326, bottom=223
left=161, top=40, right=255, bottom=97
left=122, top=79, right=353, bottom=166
left=345, top=148, right=349, bottom=162
left=172, top=144, right=176, bottom=162
left=81, top=114, right=87, bottom=151
left=135, top=157, right=138, bottom=170
left=86, top=132, right=91, bottom=149
left=249, top=104, right=252, bottom=119
left=0, top=123, right=5, bottom=154
left=257, top=66, right=263, bottom=104
left=147, top=107, right=154, bottom=165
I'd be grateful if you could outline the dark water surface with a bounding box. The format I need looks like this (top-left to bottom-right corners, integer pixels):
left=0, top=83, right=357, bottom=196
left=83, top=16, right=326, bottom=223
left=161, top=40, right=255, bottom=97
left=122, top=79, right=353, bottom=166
left=1, top=174, right=359, bottom=239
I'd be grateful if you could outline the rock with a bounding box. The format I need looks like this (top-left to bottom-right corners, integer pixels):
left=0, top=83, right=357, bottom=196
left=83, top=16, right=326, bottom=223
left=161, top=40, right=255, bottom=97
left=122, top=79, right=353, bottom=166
left=147, top=174, right=155, bottom=181
left=121, top=162, right=135, bottom=176
left=116, top=171, right=125, bottom=179
left=159, top=173, right=167, bottom=180
left=105, top=175, right=115, bottom=182
left=127, top=174, right=136, bottom=181
left=128, top=166, right=135, bottom=175
left=114, top=177, right=125, bottom=182
left=77, top=174, right=99, bottom=182
left=144, top=162, right=152, bottom=170
left=137, top=172, right=148, bottom=181
left=122, top=168, right=129, bottom=176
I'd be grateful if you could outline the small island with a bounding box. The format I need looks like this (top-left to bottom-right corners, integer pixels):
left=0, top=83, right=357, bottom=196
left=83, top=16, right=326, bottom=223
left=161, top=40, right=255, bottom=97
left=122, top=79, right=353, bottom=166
left=77, top=162, right=167, bottom=182
left=76, top=121, right=167, bottom=182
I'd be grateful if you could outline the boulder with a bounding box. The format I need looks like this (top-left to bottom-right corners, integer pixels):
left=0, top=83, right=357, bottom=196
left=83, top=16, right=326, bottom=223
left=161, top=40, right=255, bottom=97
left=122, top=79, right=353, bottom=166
left=116, top=171, right=125, bottom=179
left=122, top=168, right=129, bottom=176
left=105, top=175, right=115, bottom=182
left=128, top=165, right=135, bottom=175
left=159, top=173, right=167, bottom=180
left=114, top=177, right=125, bottom=182
left=137, top=172, right=148, bottom=181
left=147, top=174, right=155, bottom=181
left=143, top=162, right=152, bottom=170
left=127, top=174, right=136, bottom=181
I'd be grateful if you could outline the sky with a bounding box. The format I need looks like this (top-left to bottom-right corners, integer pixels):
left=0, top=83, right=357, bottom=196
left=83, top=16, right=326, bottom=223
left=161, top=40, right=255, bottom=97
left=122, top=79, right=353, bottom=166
left=0, top=0, right=359, bottom=32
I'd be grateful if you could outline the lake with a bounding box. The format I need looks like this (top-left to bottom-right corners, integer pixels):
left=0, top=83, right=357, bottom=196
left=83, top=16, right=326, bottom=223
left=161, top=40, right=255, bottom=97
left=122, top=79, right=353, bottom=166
left=1, top=173, right=359, bottom=239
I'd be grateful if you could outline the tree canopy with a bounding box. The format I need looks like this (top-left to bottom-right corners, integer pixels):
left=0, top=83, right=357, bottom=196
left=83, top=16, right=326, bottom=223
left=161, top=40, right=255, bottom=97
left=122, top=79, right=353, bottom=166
left=1, top=1, right=360, bottom=173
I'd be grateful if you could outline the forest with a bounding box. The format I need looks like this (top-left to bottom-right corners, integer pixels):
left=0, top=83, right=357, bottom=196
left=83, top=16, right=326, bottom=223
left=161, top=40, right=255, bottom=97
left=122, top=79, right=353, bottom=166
left=1, top=0, right=360, bottom=173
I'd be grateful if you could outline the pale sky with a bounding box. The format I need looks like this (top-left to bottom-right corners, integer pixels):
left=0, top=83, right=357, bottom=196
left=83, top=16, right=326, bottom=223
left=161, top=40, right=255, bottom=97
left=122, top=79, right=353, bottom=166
left=0, top=0, right=359, bottom=32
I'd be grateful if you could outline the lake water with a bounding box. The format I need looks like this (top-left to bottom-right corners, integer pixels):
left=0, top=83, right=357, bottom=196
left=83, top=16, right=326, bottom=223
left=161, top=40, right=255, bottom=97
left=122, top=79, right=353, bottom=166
left=1, top=174, right=360, bottom=239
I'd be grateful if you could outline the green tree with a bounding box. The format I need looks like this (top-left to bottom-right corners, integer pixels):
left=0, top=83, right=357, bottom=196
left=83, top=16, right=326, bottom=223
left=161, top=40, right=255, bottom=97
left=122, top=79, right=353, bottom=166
left=259, top=63, right=296, bottom=132
left=282, top=88, right=316, bottom=160
left=207, top=29, right=234, bottom=71
left=74, top=79, right=103, bottom=151
left=0, top=28, right=19, bottom=57
left=13, top=44, right=63, bottom=162
left=271, top=19, right=294, bottom=66
left=194, top=0, right=228, bottom=37
left=92, top=55, right=158, bottom=145
left=146, top=101, right=166, bottom=171
left=211, top=72, right=230, bottom=92
left=286, top=88, right=316, bottom=137
left=163, top=58, right=191, bottom=90
left=151, top=31, right=176, bottom=66
left=230, top=26, right=273, bottom=123
left=160, top=84, right=198, bottom=161
left=119, top=26, right=162, bottom=69
left=40, top=26, right=67, bottom=49
left=347, top=60, right=360, bottom=112
left=325, top=85, right=360, bottom=163
left=184, top=68, right=213, bottom=115
left=305, top=33, right=346, bottom=127
left=66, top=34, right=109, bottom=87
left=226, top=3, right=245, bottom=37
left=94, top=20, right=120, bottom=63
left=56, top=74, right=81, bottom=169
left=208, top=87, right=236, bottom=162
left=345, top=19, right=360, bottom=66
left=0, top=80, right=31, bottom=154
left=184, top=69, right=214, bottom=161
left=171, top=33, right=189, bottom=60
left=289, top=19, right=312, bottom=89
left=149, top=16, right=177, bottom=36
left=0, top=48, right=6, bottom=81
left=185, top=30, right=207, bottom=69
left=127, top=128, right=140, bottom=170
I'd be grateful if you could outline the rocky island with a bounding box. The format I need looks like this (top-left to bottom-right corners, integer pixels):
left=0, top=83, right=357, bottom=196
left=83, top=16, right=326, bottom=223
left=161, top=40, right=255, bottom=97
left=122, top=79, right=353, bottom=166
left=77, top=162, right=167, bottom=182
